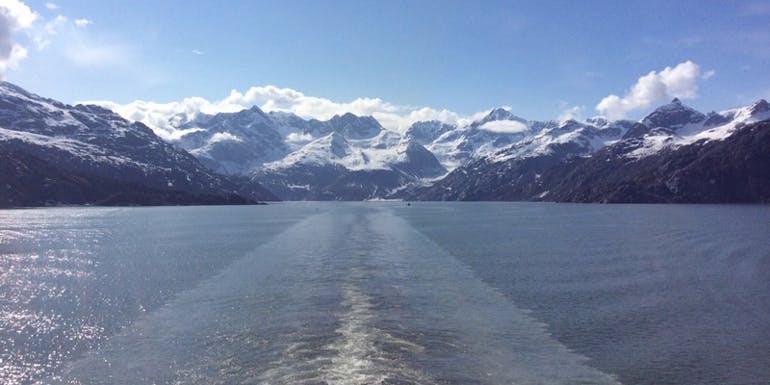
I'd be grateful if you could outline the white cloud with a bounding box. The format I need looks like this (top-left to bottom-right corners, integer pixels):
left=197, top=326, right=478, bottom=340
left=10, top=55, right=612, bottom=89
left=702, top=69, right=716, bottom=80
left=44, top=2, right=58, bottom=10
left=43, top=14, right=65, bottom=34
left=86, top=85, right=484, bottom=140
left=558, top=104, right=584, bottom=123
left=211, top=86, right=469, bottom=133
left=0, top=43, right=26, bottom=72
left=0, top=0, right=37, bottom=77
left=208, top=132, right=242, bottom=144
left=86, top=98, right=212, bottom=140
left=595, top=61, right=710, bottom=120
left=286, top=132, right=313, bottom=142
left=65, top=39, right=130, bottom=67
left=478, top=120, right=529, bottom=134
left=18, top=7, right=130, bottom=71
left=74, top=18, right=91, bottom=27
left=0, top=0, right=36, bottom=28
left=191, top=49, right=203, bottom=55
left=36, top=15, right=129, bottom=68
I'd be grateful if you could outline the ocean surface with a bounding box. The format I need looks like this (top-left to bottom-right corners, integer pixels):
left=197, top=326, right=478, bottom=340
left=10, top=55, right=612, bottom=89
left=1, top=202, right=768, bottom=385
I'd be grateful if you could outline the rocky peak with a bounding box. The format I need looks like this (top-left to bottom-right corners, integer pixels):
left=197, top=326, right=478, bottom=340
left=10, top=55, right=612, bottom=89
left=641, top=98, right=705, bottom=130
left=749, top=99, right=769, bottom=116
left=476, top=107, right=527, bottom=126
left=405, top=120, right=455, bottom=145
left=327, top=113, right=382, bottom=139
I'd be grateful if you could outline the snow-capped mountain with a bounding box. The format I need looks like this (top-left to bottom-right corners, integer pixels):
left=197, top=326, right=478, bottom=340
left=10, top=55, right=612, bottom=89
left=166, top=104, right=557, bottom=192
left=0, top=82, right=276, bottom=206
left=414, top=98, right=770, bottom=202
left=253, top=130, right=446, bottom=200
left=175, top=106, right=289, bottom=175
left=486, top=118, right=636, bottom=163
left=169, top=106, right=445, bottom=200
left=79, top=82, right=770, bottom=203
left=426, top=108, right=534, bottom=169
left=7, top=78, right=765, bottom=204
left=640, top=98, right=706, bottom=130
left=404, top=120, right=455, bottom=145
left=612, top=98, right=770, bottom=160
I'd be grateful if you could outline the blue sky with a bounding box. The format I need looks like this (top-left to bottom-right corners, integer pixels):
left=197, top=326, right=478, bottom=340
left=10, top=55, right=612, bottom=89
left=2, top=0, right=770, bottom=129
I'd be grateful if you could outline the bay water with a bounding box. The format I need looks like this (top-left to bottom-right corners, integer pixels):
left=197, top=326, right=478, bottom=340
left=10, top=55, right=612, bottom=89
left=1, top=203, right=768, bottom=385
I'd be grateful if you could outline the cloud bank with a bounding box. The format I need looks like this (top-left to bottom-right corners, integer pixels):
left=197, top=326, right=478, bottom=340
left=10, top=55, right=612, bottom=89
left=88, top=86, right=473, bottom=140
left=0, top=0, right=36, bottom=77
left=596, top=61, right=709, bottom=120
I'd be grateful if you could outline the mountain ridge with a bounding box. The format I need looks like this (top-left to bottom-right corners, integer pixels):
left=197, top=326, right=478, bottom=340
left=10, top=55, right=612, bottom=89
left=0, top=82, right=277, bottom=207
left=2, top=80, right=768, bottom=204
left=413, top=98, right=770, bottom=202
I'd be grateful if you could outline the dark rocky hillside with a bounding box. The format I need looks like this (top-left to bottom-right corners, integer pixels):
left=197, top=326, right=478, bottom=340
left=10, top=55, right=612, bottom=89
left=414, top=120, right=770, bottom=203
left=0, top=152, right=259, bottom=207
left=546, top=121, right=770, bottom=203
left=0, top=82, right=277, bottom=207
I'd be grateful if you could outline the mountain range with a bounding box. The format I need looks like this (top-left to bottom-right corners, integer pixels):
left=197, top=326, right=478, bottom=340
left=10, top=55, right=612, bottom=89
left=1, top=81, right=768, bottom=205
left=0, top=82, right=276, bottom=207
left=415, top=98, right=770, bottom=202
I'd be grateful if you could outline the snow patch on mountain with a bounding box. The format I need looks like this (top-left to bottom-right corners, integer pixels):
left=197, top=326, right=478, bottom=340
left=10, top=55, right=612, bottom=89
left=479, top=120, right=529, bottom=134
left=626, top=99, right=770, bottom=159
left=0, top=126, right=136, bottom=166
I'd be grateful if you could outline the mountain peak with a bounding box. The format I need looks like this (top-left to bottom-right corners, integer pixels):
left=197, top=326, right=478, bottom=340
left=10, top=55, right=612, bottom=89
left=749, top=99, right=769, bottom=115
left=327, top=112, right=382, bottom=139
left=642, top=98, right=705, bottom=129
left=487, top=107, right=518, bottom=120
left=474, top=107, right=526, bottom=128
left=331, top=112, right=366, bottom=122
left=405, top=120, right=455, bottom=145
left=248, top=104, right=265, bottom=113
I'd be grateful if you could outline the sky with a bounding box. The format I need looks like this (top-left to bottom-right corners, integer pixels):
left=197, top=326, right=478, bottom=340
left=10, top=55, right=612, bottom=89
left=1, top=0, right=769, bottom=135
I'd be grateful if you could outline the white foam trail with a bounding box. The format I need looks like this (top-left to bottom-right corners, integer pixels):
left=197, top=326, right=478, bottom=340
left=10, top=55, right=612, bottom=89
left=322, top=275, right=431, bottom=385
left=259, top=268, right=434, bottom=385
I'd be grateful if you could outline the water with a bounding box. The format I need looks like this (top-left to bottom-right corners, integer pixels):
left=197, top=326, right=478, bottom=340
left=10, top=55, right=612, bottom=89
left=1, top=203, right=768, bottom=385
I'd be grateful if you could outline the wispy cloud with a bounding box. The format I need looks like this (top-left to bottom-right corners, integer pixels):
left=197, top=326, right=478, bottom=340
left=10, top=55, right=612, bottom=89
left=24, top=9, right=132, bottom=70
left=44, top=2, right=58, bottom=10
left=74, top=18, right=91, bottom=27
left=595, top=61, right=711, bottom=120
left=64, top=37, right=131, bottom=68
left=557, top=102, right=584, bottom=122
left=191, top=49, right=203, bottom=55
left=737, top=2, right=770, bottom=17
left=41, top=14, right=66, bottom=36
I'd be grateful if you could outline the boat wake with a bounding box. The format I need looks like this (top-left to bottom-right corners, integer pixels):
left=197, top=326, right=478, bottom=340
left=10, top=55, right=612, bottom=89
left=260, top=274, right=434, bottom=385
